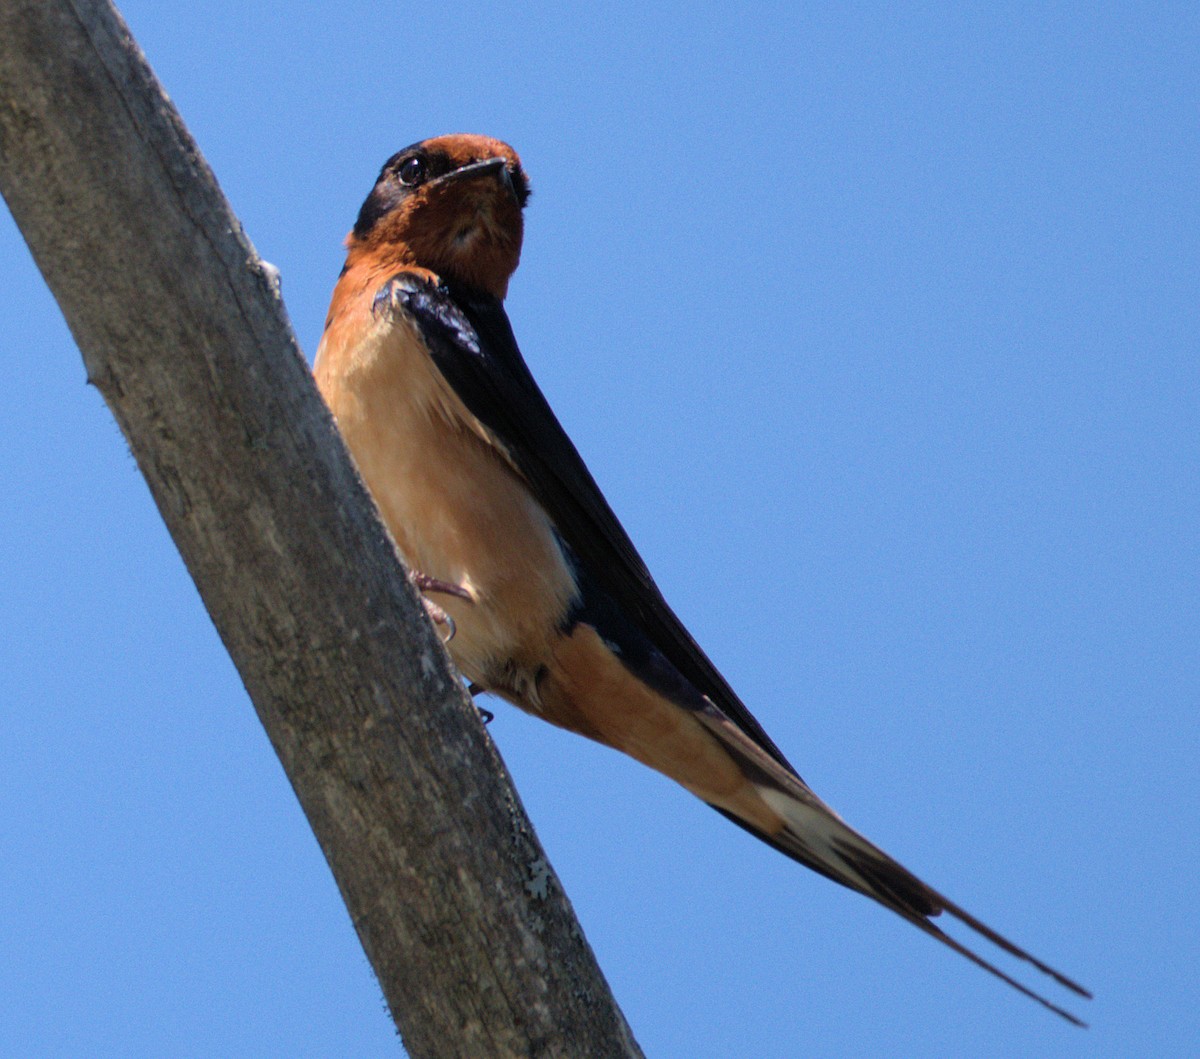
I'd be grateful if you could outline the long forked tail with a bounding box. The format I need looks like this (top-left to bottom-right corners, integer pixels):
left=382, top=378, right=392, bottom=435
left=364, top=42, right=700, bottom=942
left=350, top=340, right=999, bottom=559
left=697, top=705, right=1092, bottom=1027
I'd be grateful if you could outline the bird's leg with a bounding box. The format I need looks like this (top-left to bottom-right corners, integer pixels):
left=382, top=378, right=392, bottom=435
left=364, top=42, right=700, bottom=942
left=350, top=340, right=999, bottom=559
left=410, top=571, right=473, bottom=643
left=410, top=574, right=492, bottom=725
left=411, top=571, right=473, bottom=602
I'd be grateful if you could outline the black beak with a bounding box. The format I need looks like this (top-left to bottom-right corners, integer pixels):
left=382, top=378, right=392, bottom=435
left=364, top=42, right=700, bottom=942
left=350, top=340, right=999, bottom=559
left=427, top=156, right=512, bottom=197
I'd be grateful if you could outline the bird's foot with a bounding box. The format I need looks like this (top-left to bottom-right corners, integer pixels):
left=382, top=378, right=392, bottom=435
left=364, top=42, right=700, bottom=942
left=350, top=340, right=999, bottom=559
left=465, top=682, right=495, bottom=723
left=411, top=571, right=473, bottom=643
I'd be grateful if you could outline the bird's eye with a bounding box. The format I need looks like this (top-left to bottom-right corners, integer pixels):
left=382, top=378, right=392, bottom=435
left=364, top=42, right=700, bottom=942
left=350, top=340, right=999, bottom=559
left=398, top=156, right=427, bottom=186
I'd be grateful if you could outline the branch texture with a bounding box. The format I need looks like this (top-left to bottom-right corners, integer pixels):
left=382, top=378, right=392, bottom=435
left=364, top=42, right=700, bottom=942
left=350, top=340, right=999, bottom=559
left=0, top=2, right=642, bottom=1056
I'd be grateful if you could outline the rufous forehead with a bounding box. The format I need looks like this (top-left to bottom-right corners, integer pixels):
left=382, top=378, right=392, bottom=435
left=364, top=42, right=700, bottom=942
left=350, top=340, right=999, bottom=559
left=419, top=134, right=521, bottom=168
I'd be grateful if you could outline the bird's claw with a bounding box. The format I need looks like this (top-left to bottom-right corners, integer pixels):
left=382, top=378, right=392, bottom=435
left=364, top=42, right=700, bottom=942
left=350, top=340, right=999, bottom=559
left=421, top=597, right=457, bottom=642
left=411, top=570, right=473, bottom=643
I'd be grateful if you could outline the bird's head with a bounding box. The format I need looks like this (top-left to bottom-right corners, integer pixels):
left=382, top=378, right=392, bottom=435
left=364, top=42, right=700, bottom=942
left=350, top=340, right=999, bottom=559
left=346, top=134, right=530, bottom=299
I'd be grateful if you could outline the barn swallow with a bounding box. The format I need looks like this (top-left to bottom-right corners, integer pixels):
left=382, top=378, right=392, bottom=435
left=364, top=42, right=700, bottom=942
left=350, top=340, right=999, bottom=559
left=314, top=134, right=1090, bottom=1024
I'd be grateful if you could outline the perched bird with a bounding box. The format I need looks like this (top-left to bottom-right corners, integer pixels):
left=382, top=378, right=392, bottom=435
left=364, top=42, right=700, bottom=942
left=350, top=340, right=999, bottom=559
left=314, top=133, right=1089, bottom=1024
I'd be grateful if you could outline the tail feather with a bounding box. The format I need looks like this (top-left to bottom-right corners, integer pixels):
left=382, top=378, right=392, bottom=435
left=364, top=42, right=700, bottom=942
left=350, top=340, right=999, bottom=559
left=695, top=702, right=1090, bottom=1026
left=833, top=840, right=1091, bottom=1027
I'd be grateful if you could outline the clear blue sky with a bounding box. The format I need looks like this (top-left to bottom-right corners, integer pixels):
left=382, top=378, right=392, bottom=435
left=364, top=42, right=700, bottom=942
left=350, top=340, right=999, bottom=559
left=2, top=2, right=1195, bottom=1056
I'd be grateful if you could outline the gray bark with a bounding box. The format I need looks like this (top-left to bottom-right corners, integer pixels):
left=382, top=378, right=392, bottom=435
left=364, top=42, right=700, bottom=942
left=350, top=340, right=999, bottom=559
left=0, top=2, right=643, bottom=1056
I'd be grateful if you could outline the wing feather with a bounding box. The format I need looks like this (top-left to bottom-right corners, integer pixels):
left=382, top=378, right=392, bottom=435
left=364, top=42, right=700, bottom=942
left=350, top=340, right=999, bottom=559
left=372, top=272, right=1090, bottom=1023
left=378, top=272, right=793, bottom=768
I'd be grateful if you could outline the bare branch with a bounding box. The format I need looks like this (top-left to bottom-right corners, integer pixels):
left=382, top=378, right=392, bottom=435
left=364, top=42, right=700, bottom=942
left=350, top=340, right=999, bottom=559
left=0, top=2, right=643, bottom=1056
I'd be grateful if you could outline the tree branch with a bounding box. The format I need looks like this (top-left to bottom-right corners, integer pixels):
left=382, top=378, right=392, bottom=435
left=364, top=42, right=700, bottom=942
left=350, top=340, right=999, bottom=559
left=0, top=2, right=642, bottom=1055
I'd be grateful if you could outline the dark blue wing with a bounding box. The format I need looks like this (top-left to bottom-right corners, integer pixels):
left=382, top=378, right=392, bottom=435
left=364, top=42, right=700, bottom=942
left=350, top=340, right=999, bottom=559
left=372, top=276, right=1094, bottom=1028
left=376, top=272, right=795, bottom=772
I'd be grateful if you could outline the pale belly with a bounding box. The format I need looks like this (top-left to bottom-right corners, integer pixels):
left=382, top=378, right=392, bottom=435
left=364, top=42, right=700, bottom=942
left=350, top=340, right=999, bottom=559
left=313, top=304, right=783, bottom=828
left=315, top=313, right=578, bottom=696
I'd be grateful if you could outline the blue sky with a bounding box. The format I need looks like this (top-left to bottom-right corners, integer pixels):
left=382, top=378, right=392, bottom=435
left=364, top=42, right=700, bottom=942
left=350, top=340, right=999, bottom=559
left=1, top=2, right=1195, bottom=1056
